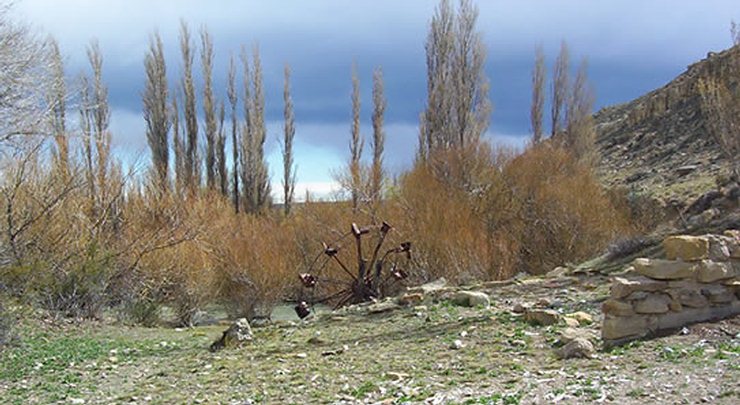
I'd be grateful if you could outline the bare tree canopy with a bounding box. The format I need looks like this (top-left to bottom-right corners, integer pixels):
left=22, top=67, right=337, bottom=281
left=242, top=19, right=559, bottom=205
left=143, top=32, right=170, bottom=193
left=530, top=45, right=545, bottom=144
left=0, top=3, right=55, bottom=144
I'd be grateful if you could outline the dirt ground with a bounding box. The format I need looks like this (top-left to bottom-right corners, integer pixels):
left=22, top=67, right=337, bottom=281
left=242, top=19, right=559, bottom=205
left=1, top=274, right=738, bottom=404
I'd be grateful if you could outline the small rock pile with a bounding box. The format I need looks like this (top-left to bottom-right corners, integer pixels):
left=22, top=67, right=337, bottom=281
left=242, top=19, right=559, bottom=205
left=602, top=231, right=740, bottom=346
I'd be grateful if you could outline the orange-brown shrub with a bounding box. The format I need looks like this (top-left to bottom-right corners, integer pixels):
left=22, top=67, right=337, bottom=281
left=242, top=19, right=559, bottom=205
left=393, top=142, right=633, bottom=281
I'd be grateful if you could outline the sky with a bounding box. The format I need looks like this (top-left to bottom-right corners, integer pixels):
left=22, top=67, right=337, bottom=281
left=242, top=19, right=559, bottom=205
left=13, top=0, right=739, bottom=199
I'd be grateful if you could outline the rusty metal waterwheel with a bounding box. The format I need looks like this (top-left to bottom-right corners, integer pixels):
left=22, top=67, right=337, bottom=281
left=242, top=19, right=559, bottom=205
left=294, top=221, right=412, bottom=319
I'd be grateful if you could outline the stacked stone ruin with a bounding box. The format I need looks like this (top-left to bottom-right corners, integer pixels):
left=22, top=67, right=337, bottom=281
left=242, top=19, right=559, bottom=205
left=602, top=230, right=740, bottom=346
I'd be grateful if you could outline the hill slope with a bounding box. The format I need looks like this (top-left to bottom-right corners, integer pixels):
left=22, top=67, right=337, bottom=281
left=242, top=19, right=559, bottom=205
left=595, top=45, right=740, bottom=204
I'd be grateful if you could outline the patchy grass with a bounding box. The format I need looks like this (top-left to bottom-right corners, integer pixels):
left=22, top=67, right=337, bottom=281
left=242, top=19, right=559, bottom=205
left=1, top=277, right=738, bottom=404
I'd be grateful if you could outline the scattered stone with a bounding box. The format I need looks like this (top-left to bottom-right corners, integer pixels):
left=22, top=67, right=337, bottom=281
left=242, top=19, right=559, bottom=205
left=450, top=291, right=490, bottom=308
left=307, top=334, right=326, bottom=345
left=546, top=266, right=569, bottom=277
left=695, top=260, right=734, bottom=283
left=634, top=293, right=671, bottom=314
left=397, top=293, right=424, bottom=306
left=482, top=279, right=516, bottom=288
left=512, top=303, right=529, bottom=314
left=558, top=327, right=595, bottom=345
left=663, top=235, right=708, bottom=261
left=367, top=301, right=400, bottom=314
left=407, top=278, right=447, bottom=295
left=524, top=309, right=561, bottom=326
left=602, top=299, right=635, bottom=316
left=564, top=317, right=580, bottom=327
left=565, top=311, right=593, bottom=325
left=536, top=298, right=552, bottom=308
left=294, top=352, right=307, bottom=359
left=209, top=318, right=253, bottom=352
left=611, top=276, right=667, bottom=299
left=555, top=337, right=595, bottom=360
left=633, top=258, right=695, bottom=280
left=674, top=165, right=697, bottom=176
left=321, top=347, right=345, bottom=356
left=450, top=339, right=464, bottom=350
left=385, top=371, right=410, bottom=381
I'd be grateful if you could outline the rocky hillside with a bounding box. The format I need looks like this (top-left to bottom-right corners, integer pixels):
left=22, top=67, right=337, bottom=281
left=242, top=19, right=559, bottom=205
left=595, top=45, right=740, bottom=204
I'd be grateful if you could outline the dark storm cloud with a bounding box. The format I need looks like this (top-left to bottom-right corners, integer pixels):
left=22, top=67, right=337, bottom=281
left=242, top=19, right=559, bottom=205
left=14, top=0, right=740, bottom=190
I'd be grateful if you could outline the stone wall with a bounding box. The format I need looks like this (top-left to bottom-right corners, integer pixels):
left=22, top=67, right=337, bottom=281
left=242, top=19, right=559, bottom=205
left=602, top=231, right=740, bottom=346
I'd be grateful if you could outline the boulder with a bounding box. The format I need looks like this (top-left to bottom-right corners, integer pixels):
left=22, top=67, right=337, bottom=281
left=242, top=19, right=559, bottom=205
left=558, top=327, right=596, bottom=345
left=210, top=318, right=253, bottom=352
left=396, top=293, right=424, bottom=306
left=564, top=317, right=580, bottom=327
left=450, top=291, right=490, bottom=308
left=695, top=260, right=734, bottom=283
left=524, top=309, right=561, bottom=326
left=634, top=293, right=671, bottom=314
left=663, top=235, right=709, bottom=261
left=633, top=258, right=695, bottom=280
left=564, top=311, right=593, bottom=325
left=367, top=300, right=400, bottom=314
left=512, top=303, right=530, bottom=314
left=602, top=299, right=635, bottom=316
left=610, top=276, right=667, bottom=299
left=407, top=278, right=447, bottom=295
left=555, top=337, right=595, bottom=360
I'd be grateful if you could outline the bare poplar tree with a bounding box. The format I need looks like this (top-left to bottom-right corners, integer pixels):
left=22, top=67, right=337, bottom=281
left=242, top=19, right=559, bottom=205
left=565, top=59, right=596, bottom=165
left=250, top=45, right=270, bottom=212
left=551, top=41, right=570, bottom=137
left=732, top=20, right=739, bottom=45
left=48, top=39, right=68, bottom=177
left=227, top=54, right=240, bottom=212
left=79, top=75, right=96, bottom=200
left=530, top=45, right=546, bottom=144
left=452, top=0, right=490, bottom=148
left=282, top=64, right=296, bottom=216
left=349, top=63, right=363, bottom=213
left=420, top=0, right=490, bottom=154
left=421, top=0, right=455, bottom=154
left=179, top=21, right=199, bottom=192
left=370, top=67, right=386, bottom=210
left=216, top=100, right=227, bottom=195
left=200, top=26, right=217, bottom=191
left=87, top=40, right=111, bottom=199
left=172, top=93, right=185, bottom=197
left=239, top=46, right=270, bottom=213
left=239, top=46, right=254, bottom=213
left=143, top=32, right=170, bottom=193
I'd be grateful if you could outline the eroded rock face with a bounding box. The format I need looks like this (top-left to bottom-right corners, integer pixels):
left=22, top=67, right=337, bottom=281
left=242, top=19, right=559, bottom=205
left=210, top=318, right=253, bottom=352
